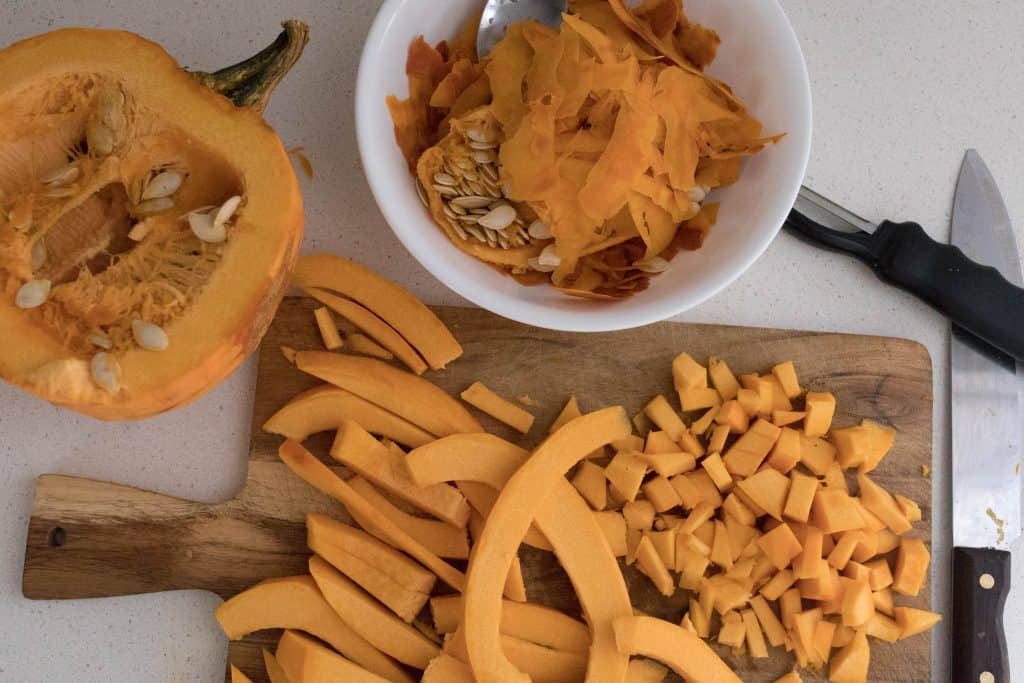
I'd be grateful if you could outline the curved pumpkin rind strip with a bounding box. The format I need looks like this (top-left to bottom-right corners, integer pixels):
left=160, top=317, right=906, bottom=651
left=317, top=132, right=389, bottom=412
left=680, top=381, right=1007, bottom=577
left=292, top=253, right=463, bottom=370
left=278, top=439, right=468, bottom=592
left=611, top=615, right=742, bottom=683
left=262, top=384, right=434, bottom=447
left=430, top=595, right=591, bottom=653
left=445, top=627, right=589, bottom=683
left=458, top=480, right=554, bottom=551
left=294, top=351, right=482, bottom=437
left=302, top=287, right=428, bottom=375
left=415, top=412, right=634, bottom=683
left=309, top=556, right=440, bottom=670
left=422, top=653, right=476, bottom=683
left=213, top=575, right=413, bottom=683
left=260, top=648, right=290, bottom=683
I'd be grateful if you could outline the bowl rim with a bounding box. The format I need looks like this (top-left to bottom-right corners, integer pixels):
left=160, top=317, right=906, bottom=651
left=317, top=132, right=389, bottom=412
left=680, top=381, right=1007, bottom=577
left=355, top=0, right=812, bottom=332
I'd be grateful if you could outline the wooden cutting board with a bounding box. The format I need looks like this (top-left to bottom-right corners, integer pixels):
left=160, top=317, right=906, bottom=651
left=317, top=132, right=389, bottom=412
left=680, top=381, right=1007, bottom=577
left=22, top=297, right=934, bottom=682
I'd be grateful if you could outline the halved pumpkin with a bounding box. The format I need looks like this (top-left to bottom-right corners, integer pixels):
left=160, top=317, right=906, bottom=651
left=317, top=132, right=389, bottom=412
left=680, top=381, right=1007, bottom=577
left=0, top=23, right=307, bottom=419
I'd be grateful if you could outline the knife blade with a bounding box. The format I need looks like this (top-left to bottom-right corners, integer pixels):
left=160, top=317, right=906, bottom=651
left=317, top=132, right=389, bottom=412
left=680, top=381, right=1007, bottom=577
left=786, top=184, right=1024, bottom=362
left=950, top=149, right=1022, bottom=683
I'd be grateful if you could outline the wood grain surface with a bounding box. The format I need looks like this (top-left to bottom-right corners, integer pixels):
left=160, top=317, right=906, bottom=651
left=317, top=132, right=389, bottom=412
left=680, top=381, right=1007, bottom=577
left=22, top=297, right=934, bottom=682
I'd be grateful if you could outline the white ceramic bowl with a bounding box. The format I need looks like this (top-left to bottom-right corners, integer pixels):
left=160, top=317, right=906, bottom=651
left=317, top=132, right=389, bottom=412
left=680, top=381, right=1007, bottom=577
left=356, top=0, right=811, bottom=332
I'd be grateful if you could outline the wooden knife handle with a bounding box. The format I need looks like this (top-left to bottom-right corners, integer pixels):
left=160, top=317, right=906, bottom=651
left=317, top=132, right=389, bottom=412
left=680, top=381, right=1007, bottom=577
left=953, top=546, right=1010, bottom=683
left=22, top=474, right=309, bottom=600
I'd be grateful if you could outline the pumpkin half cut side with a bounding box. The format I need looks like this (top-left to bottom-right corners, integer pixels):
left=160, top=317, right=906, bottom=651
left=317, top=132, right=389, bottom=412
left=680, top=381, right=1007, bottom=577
left=0, top=22, right=307, bottom=419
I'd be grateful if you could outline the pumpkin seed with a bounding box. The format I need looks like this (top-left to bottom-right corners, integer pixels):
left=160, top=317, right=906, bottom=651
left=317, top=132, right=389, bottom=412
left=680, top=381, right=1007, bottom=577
left=132, top=319, right=169, bottom=351
left=472, top=149, right=497, bottom=164
left=433, top=172, right=456, bottom=186
left=127, top=221, right=154, bottom=242
left=528, top=219, right=552, bottom=240
left=466, top=129, right=493, bottom=144
left=214, top=195, right=242, bottom=227
left=478, top=205, right=517, bottom=231
left=528, top=257, right=557, bottom=273
left=90, top=352, right=120, bottom=395
left=42, top=164, right=80, bottom=186
left=457, top=214, right=480, bottom=224
left=415, top=179, right=429, bottom=207
left=537, top=244, right=561, bottom=267
left=136, top=197, right=175, bottom=214
left=88, top=331, right=112, bottom=350
left=30, top=240, right=47, bottom=270
left=188, top=211, right=227, bottom=244
left=142, top=171, right=183, bottom=200
left=465, top=225, right=488, bottom=242
left=636, top=257, right=670, bottom=273
left=87, top=123, right=115, bottom=156
left=481, top=164, right=499, bottom=182
left=687, top=185, right=707, bottom=203
left=433, top=184, right=459, bottom=197
left=451, top=195, right=493, bottom=210
left=448, top=219, right=470, bottom=240
left=449, top=202, right=467, bottom=215
left=468, top=140, right=498, bottom=151
left=15, top=279, right=51, bottom=309
left=44, top=187, right=76, bottom=199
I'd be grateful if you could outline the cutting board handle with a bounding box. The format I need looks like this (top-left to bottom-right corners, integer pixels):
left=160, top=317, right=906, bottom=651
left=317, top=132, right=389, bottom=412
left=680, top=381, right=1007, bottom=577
left=22, top=474, right=310, bottom=600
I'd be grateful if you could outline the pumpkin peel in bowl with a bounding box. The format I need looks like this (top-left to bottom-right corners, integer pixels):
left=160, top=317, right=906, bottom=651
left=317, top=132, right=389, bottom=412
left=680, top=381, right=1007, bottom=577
left=0, top=23, right=307, bottom=418
left=388, top=1, right=781, bottom=298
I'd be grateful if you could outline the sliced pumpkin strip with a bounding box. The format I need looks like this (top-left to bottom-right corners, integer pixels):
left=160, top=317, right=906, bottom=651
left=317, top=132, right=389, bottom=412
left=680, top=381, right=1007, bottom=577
left=261, top=648, right=290, bottom=683
left=466, top=505, right=530, bottom=602
left=461, top=407, right=632, bottom=682
left=313, top=306, right=343, bottom=350
left=279, top=439, right=467, bottom=591
left=303, top=287, right=427, bottom=375
left=293, top=254, right=462, bottom=370
left=347, top=332, right=395, bottom=360
left=445, top=627, right=589, bottom=683
left=348, top=477, right=470, bottom=560
left=294, top=351, right=482, bottom=436
left=230, top=664, right=254, bottom=683
left=276, top=629, right=391, bottom=683
left=332, top=420, right=470, bottom=527
left=458, top=479, right=554, bottom=551
left=422, top=653, right=475, bottom=683
left=309, top=555, right=440, bottom=669
left=430, top=595, right=591, bottom=652
left=262, top=385, right=433, bottom=447
left=214, top=575, right=412, bottom=683
left=460, top=381, right=536, bottom=433
left=612, top=615, right=741, bottom=683
left=626, top=659, right=669, bottom=683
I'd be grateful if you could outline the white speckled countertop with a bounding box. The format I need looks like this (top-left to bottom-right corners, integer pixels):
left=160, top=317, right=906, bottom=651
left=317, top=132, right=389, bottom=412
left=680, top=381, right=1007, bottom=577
left=0, top=1, right=1022, bottom=681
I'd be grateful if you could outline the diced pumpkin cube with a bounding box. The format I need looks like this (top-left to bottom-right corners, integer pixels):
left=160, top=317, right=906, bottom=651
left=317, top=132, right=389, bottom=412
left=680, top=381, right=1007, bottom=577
left=812, top=489, right=865, bottom=534
left=843, top=561, right=870, bottom=582
left=725, top=515, right=758, bottom=562
left=737, top=388, right=763, bottom=418
left=672, top=352, right=707, bottom=392
left=772, top=361, right=803, bottom=399
left=812, top=620, right=836, bottom=663
left=876, top=529, right=901, bottom=555
left=635, top=535, right=675, bottom=597
left=615, top=434, right=645, bottom=453
left=803, top=391, right=836, bottom=437
left=678, top=429, right=706, bottom=457
left=592, top=511, right=627, bottom=557
left=738, top=468, right=791, bottom=521
left=791, top=609, right=824, bottom=666
left=680, top=612, right=696, bottom=634
left=623, top=499, right=657, bottom=530
left=850, top=528, right=878, bottom=564
left=894, top=495, right=922, bottom=523
left=819, top=575, right=847, bottom=615
left=669, top=474, right=702, bottom=510
left=828, top=530, right=863, bottom=570
left=718, top=611, right=746, bottom=647
left=657, top=513, right=682, bottom=530
left=639, top=451, right=696, bottom=478
left=605, top=452, right=647, bottom=502
left=741, top=609, right=770, bottom=658
left=823, top=461, right=849, bottom=493
left=779, top=588, right=803, bottom=629
left=840, top=578, right=873, bottom=627
left=864, top=611, right=901, bottom=643
left=829, top=630, right=870, bottom=683
left=758, top=523, right=803, bottom=570
left=894, top=606, right=941, bottom=639
left=677, top=546, right=711, bottom=590
left=790, top=633, right=811, bottom=668
left=313, top=306, right=344, bottom=350
left=853, top=500, right=886, bottom=534
left=766, top=427, right=803, bottom=474
left=679, top=470, right=723, bottom=508
left=709, top=576, right=753, bottom=614
left=724, top=419, right=782, bottom=477
left=831, top=424, right=873, bottom=470
left=701, top=452, right=734, bottom=492
left=831, top=624, right=856, bottom=648
left=772, top=410, right=806, bottom=427
left=715, top=400, right=750, bottom=434
left=733, top=487, right=768, bottom=517
left=761, top=569, right=797, bottom=602
left=892, top=538, right=930, bottom=596
left=793, top=527, right=825, bottom=580
left=645, top=430, right=680, bottom=454
left=740, top=374, right=774, bottom=415
left=679, top=501, right=717, bottom=535
left=800, top=435, right=837, bottom=476
left=799, top=566, right=840, bottom=601
left=721, top=493, right=756, bottom=526
left=822, top=533, right=836, bottom=556
left=864, top=558, right=893, bottom=590
left=626, top=527, right=643, bottom=564
left=857, top=419, right=896, bottom=473
left=691, top=406, right=717, bottom=435
left=642, top=476, right=682, bottom=513
left=694, top=519, right=716, bottom=549
left=750, top=595, right=787, bottom=647
left=550, top=396, right=582, bottom=433
left=681, top=387, right=722, bottom=412
left=872, top=587, right=894, bottom=616
left=857, top=473, right=912, bottom=535
left=688, top=597, right=710, bottom=638
left=644, top=395, right=687, bottom=441
left=727, top=557, right=756, bottom=582
left=711, top=520, right=733, bottom=569
left=765, top=375, right=794, bottom=411
left=708, top=424, right=730, bottom=455
left=571, top=461, right=607, bottom=510
left=751, top=554, right=776, bottom=584
left=646, top=529, right=676, bottom=569
left=680, top=532, right=711, bottom=558
left=708, top=356, right=740, bottom=400
left=784, top=471, right=820, bottom=523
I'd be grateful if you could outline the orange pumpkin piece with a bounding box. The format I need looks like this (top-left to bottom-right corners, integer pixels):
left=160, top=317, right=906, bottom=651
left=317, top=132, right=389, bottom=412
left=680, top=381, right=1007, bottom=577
left=643, top=475, right=682, bottom=512
left=276, top=629, right=391, bottom=683
left=593, top=511, right=629, bottom=557
left=606, top=451, right=649, bottom=502
left=313, top=307, right=344, bottom=350
left=612, top=615, right=741, bottom=683
left=799, top=435, right=837, bottom=476
left=627, top=658, right=670, bottom=683
left=757, top=522, right=803, bottom=570
left=644, top=394, right=687, bottom=441
left=708, top=423, right=730, bottom=454
left=828, top=530, right=864, bottom=571
left=790, top=608, right=824, bottom=667
left=840, top=578, right=873, bottom=627
left=550, top=396, right=582, bottom=433
left=737, top=468, right=790, bottom=521
left=865, top=611, right=902, bottom=643
left=771, top=362, right=803, bottom=399
left=261, top=649, right=289, bottom=683
left=705, top=356, right=739, bottom=400
left=828, top=630, right=870, bottom=683
left=749, top=595, right=787, bottom=647
left=783, top=470, right=819, bottom=523
left=741, top=608, right=770, bottom=658
left=230, top=664, right=255, bottom=683
left=772, top=410, right=806, bottom=427
left=636, top=535, right=676, bottom=596
left=766, top=427, right=802, bottom=473
left=857, top=473, right=912, bottom=535
left=715, top=400, right=750, bottom=434
left=894, top=606, right=942, bottom=639
left=572, top=461, right=609, bottom=510
left=646, top=430, right=681, bottom=453
left=430, top=595, right=590, bottom=652
left=892, top=538, right=931, bottom=596
left=812, top=619, right=836, bottom=663
left=864, top=558, right=894, bottom=591
left=778, top=587, right=803, bottom=629
left=717, top=610, right=746, bottom=647
left=723, top=418, right=781, bottom=477
left=873, top=587, right=895, bottom=616
left=421, top=653, right=475, bottom=683
left=701, top=452, right=734, bottom=492
left=812, top=489, right=866, bottom=534
left=460, top=381, right=535, bottom=433
left=346, top=332, right=395, bottom=360
left=736, top=388, right=762, bottom=418
left=857, top=419, right=897, bottom=473
left=803, top=391, right=836, bottom=437
left=640, top=451, right=696, bottom=477
left=681, top=387, right=722, bottom=412
left=895, top=494, right=923, bottom=522
left=672, top=352, right=707, bottom=392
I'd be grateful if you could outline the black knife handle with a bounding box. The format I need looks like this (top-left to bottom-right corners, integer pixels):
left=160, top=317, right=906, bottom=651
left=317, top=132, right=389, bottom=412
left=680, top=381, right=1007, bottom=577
left=786, top=213, right=1024, bottom=362
left=953, top=547, right=1010, bottom=683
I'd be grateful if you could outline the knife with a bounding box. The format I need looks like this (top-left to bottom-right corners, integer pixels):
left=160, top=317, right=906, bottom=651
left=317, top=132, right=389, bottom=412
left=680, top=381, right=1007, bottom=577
left=785, top=176, right=1024, bottom=363
left=950, top=150, right=1022, bottom=683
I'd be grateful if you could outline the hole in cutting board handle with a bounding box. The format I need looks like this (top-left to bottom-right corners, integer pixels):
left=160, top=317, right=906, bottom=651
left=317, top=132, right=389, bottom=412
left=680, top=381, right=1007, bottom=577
left=47, top=526, right=66, bottom=548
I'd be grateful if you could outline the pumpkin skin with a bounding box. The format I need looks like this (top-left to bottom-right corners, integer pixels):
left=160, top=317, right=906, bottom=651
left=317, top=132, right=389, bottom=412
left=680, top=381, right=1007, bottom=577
left=0, top=24, right=306, bottom=419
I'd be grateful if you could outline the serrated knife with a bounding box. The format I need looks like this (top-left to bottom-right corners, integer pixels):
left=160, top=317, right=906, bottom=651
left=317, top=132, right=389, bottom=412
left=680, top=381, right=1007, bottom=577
left=950, top=150, right=1022, bottom=683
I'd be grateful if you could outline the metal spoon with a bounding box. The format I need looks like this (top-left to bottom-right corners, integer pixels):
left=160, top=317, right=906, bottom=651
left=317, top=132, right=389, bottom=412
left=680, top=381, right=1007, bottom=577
left=477, top=0, right=568, bottom=58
